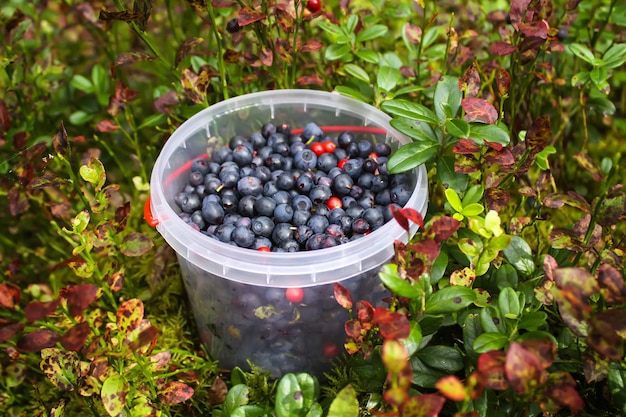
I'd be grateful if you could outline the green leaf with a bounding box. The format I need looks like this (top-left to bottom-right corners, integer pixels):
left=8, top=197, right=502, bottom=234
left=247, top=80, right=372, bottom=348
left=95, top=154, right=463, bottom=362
left=495, top=264, right=518, bottom=290
left=404, top=322, right=423, bottom=356
left=296, top=373, right=319, bottom=414
left=568, top=43, right=595, bottom=64
left=445, top=118, right=471, bottom=138
left=79, top=158, right=106, bottom=191
left=430, top=246, right=449, bottom=285
left=377, top=66, right=402, bottom=92
left=437, top=156, right=467, bottom=195
left=343, top=64, right=370, bottom=84
left=327, top=384, right=359, bottom=417
left=325, top=44, right=352, bottom=61
left=445, top=188, right=464, bottom=213
left=571, top=71, right=590, bottom=87
left=518, top=311, right=548, bottom=331
left=425, top=286, right=477, bottom=315
left=461, top=203, right=484, bottom=217
left=469, top=124, right=510, bottom=145
left=101, top=374, right=129, bottom=417
left=387, top=141, right=439, bottom=173
left=433, top=75, right=462, bottom=123
left=473, top=332, right=508, bottom=353
left=137, top=113, right=167, bottom=130
left=590, top=66, right=608, bottom=85
left=356, top=25, right=388, bottom=42
left=120, top=232, right=154, bottom=257
left=317, top=21, right=348, bottom=41
left=417, top=345, right=464, bottom=372
left=410, top=357, right=447, bottom=388
left=487, top=234, right=512, bottom=252
left=479, top=307, right=503, bottom=333
left=69, top=110, right=93, bottom=126
left=223, top=385, right=251, bottom=416
left=379, top=264, right=421, bottom=298
left=231, top=405, right=267, bottom=417
left=602, top=44, right=626, bottom=68
left=345, top=15, right=359, bottom=34
left=70, top=74, right=94, bottom=93
left=334, top=85, right=371, bottom=103
left=389, top=117, right=440, bottom=142
left=462, top=312, right=482, bottom=360
left=503, top=236, right=535, bottom=276
left=355, top=48, right=379, bottom=63
left=275, top=374, right=303, bottom=417
left=393, top=85, right=425, bottom=96
left=498, top=287, right=521, bottom=319
left=305, top=403, right=323, bottom=417
left=608, top=365, right=626, bottom=414
left=382, top=100, right=439, bottom=125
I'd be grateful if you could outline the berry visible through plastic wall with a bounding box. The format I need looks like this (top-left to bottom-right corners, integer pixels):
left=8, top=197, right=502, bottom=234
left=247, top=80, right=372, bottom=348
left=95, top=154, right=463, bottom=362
left=306, top=0, right=321, bottom=13
left=286, top=288, right=304, bottom=303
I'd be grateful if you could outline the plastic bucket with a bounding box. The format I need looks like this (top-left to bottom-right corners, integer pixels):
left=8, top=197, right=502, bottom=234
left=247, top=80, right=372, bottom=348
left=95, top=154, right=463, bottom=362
left=148, top=90, right=428, bottom=377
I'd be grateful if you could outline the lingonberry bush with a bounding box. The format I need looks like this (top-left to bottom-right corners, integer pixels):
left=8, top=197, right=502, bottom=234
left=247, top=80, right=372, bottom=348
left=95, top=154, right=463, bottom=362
left=0, top=0, right=625, bottom=416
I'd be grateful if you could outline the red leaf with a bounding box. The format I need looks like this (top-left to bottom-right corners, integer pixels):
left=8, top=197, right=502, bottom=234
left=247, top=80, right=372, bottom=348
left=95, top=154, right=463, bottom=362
left=259, top=47, right=273, bottom=67
left=373, top=307, right=410, bottom=340
left=211, top=0, right=236, bottom=7
left=401, top=207, right=424, bottom=229
left=545, top=383, right=584, bottom=412
left=96, top=119, right=119, bottom=132
left=429, top=217, right=461, bottom=243
left=296, top=74, right=324, bottom=86
left=489, top=41, right=517, bottom=56
left=509, top=0, right=531, bottom=30
left=598, top=264, right=626, bottom=304
left=0, top=99, right=11, bottom=132
left=477, top=350, right=508, bottom=390
left=61, top=321, right=91, bottom=351
left=238, top=6, right=266, bottom=26
left=404, top=23, right=422, bottom=44
left=399, top=394, right=445, bottom=417
left=345, top=320, right=363, bottom=339
left=356, top=300, right=375, bottom=323
left=461, top=63, right=481, bottom=98
left=485, top=188, right=511, bottom=212
left=496, top=67, right=511, bottom=96
left=407, top=239, right=440, bottom=263
left=299, top=39, right=323, bottom=52
left=436, top=375, right=466, bottom=401
left=485, top=148, right=515, bottom=165
left=17, top=329, right=60, bottom=352
left=453, top=138, right=481, bottom=154
left=526, top=115, right=551, bottom=151
left=158, top=381, right=194, bottom=405
left=462, top=98, right=498, bottom=124
left=0, top=322, right=24, bottom=344
left=573, top=153, right=603, bottom=182
left=60, top=283, right=100, bottom=317
left=505, top=342, right=547, bottom=393
left=25, top=299, right=61, bottom=322
left=0, top=282, right=21, bottom=308
left=390, top=205, right=409, bottom=232
left=543, top=255, right=558, bottom=282
left=519, top=20, right=549, bottom=39
left=333, top=283, right=353, bottom=310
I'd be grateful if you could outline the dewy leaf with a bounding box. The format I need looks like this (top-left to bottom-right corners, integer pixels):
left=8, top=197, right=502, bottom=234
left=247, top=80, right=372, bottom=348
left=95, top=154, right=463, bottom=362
left=327, top=384, right=359, bottom=417
left=503, top=236, right=535, bottom=276
left=434, top=75, right=462, bottom=123
left=275, top=373, right=303, bottom=417
left=425, top=286, right=477, bottom=315
left=387, top=141, right=439, bottom=174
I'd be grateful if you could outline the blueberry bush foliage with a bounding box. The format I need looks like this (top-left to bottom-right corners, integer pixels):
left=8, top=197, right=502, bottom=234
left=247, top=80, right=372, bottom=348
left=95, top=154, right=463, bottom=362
left=1, top=0, right=625, bottom=416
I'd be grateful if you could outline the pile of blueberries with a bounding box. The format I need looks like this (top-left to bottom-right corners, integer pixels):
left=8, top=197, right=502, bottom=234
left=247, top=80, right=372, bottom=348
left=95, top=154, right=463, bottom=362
left=174, top=121, right=414, bottom=251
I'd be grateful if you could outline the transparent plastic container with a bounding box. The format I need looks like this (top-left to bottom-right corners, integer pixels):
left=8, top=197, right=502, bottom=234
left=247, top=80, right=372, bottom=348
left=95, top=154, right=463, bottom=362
left=148, top=90, right=428, bottom=377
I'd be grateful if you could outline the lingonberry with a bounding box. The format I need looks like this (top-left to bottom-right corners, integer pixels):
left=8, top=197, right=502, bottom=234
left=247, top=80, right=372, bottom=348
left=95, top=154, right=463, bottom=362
left=285, top=288, right=304, bottom=303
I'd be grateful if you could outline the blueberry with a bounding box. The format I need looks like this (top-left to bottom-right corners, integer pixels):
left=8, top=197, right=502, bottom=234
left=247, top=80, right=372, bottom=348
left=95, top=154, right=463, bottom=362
left=313, top=204, right=330, bottom=217
left=317, top=153, right=338, bottom=172
left=346, top=205, right=364, bottom=219
left=292, top=195, right=312, bottom=212
left=252, top=237, right=273, bottom=250
left=341, top=196, right=358, bottom=209
left=371, top=174, right=390, bottom=193
left=272, top=190, right=291, bottom=205
left=292, top=209, right=311, bottom=226
left=238, top=195, right=257, bottom=217
left=305, top=233, right=326, bottom=250
left=232, top=226, right=255, bottom=248
left=307, top=214, right=329, bottom=234
left=254, top=166, right=272, bottom=183
left=257, top=146, right=273, bottom=160
left=249, top=131, right=266, bottom=149
left=273, top=141, right=290, bottom=157
left=337, top=130, right=355, bottom=148
left=232, top=145, right=254, bottom=167
left=338, top=215, right=353, bottom=234
left=374, top=142, right=392, bottom=156
left=204, top=177, right=223, bottom=194
left=263, top=180, right=279, bottom=197
left=280, top=239, right=300, bottom=252
left=349, top=185, right=364, bottom=199
left=383, top=203, right=401, bottom=222
left=334, top=148, right=348, bottom=161
left=328, top=208, right=347, bottom=224
left=237, top=176, right=263, bottom=196
left=358, top=194, right=376, bottom=209
left=212, top=146, right=233, bottom=164
left=190, top=210, right=206, bottom=229
left=325, top=223, right=344, bottom=237
left=296, top=174, right=314, bottom=193
left=202, top=199, right=225, bottom=224
left=252, top=216, right=274, bottom=237
left=363, top=207, right=385, bottom=230
left=357, top=140, right=374, bottom=158
left=316, top=175, right=332, bottom=188
left=375, top=189, right=392, bottom=206
left=290, top=141, right=306, bottom=155
left=220, top=168, right=240, bottom=188
left=358, top=173, right=375, bottom=189
left=261, top=122, right=277, bottom=138
left=221, top=189, right=239, bottom=212
left=181, top=193, right=202, bottom=213
left=302, top=122, right=323, bottom=141
left=295, top=225, right=314, bottom=244
left=254, top=196, right=277, bottom=217
left=226, top=17, right=241, bottom=33
left=272, top=222, right=295, bottom=244
left=332, top=174, right=354, bottom=196
left=235, top=216, right=252, bottom=229
left=274, top=203, right=294, bottom=223
left=276, top=171, right=296, bottom=191
left=390, top=185, right=413, bottom=206
left=229, top=135, right=247, bottom=149
left=363, top=158, right=378, bottom=173
left=346, top=142, right=360, bottom=158
left=343, top=158, right=363, bottom=179
left=223, top=212, right=241, bottom=225
left=215, top=223, right=235, bottom=242
left=191, top=159, right=210, bottom=175
left=266, top=153, right=286, bottom=171
left=294, top=149, right=318, bottom=171
left=309, top=185, right=332, bottom=205
left=352, top=218, right=370, bottom=234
